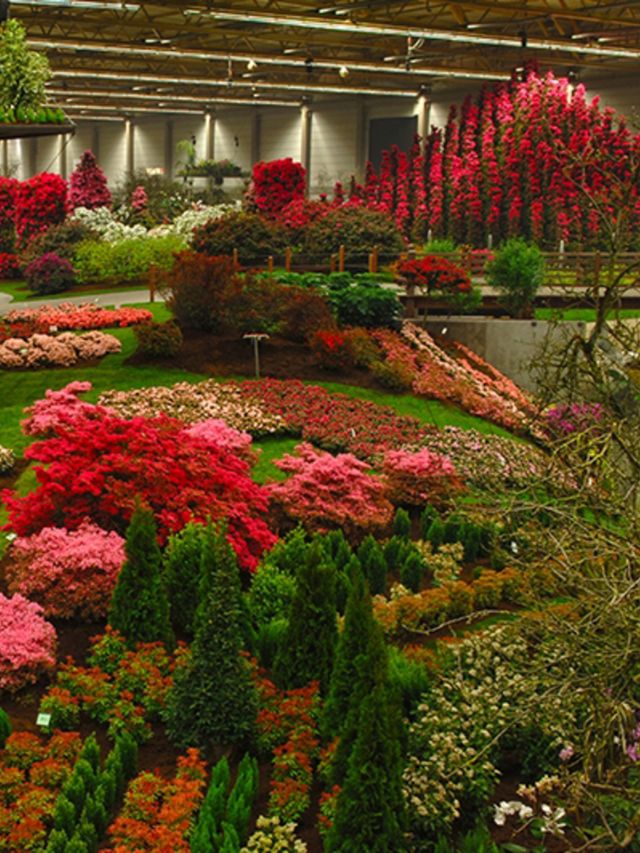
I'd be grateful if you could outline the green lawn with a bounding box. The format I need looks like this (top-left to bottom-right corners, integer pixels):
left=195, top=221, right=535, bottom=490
left=0, top=279, right=153, bottom=303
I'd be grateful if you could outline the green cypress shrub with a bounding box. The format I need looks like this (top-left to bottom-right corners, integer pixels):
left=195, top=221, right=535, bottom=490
left=73, top=759, right=96, bottom=795
left=392, top=507, right=411, bottom=538
left=45, top=828, right=68, bottom=853
left=79, top=735, right=100, bottom=773
left=263, top=525, right=308, bottom=574
left=108, top=503, right=174, bottom=649
left=325, top=684, right=406, bottom=852
left=165, top=525, right=258, bottom=749
left=419, top=505, right=439, bottom=539
left=247, top=562, right=297, bottom=628
left=274, top=538, right=337, bottom=694
left=53, top=796, right=76, bottom=836
left=64, top=841, right=89, bottom=853
left=0, top=708, right=11, bottom=749
left=400, top=550, right=425, bottom=592
left=443, top=514, right=464, bottom=544
left=255, top=617, right=288, bottom=669
left=114, top=732, right=138, bottom=780
left=162, top=522, right=207, bottom=635
left=103, top=753, right=125, bottom=801
left=94, top=776, right=115, bottom=814
left=61, top=774, right=85, bottom=820
left=335, top=554, right=359, bottom=614
left=357, top=535, right=386, bottom=595
left=426, top=517, right=445, bottom=551
left=323, top=562, right=374, bottom=738
left=460, top=522, right=482, bottom=562
left=220, top=822, right=241, bottom=852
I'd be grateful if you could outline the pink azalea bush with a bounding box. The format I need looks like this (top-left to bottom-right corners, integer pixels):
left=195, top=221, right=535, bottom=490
left=0, top=593, right=57, bottom=693
left=382, top=447, right=464, bottom=508
left=184, top=418, right=255, bottom=462
left=0, top=330, right=120, bottom=369
left=22, top=381, right=112, bottom=437
left=6, top=303, right=152, bottom=331
left=7, top=522, right=126, bottom=620
left=269, top=442, right=393, bottom=536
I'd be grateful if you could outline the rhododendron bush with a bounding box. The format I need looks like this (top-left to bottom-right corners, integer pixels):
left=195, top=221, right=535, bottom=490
left=269, top=443, right=393, bottom=536
left=3, top=393, right=276, bottom=569
left=0, top=251, right=19, bottom=279
left=7, top=522, right=126, bottom=619
left=362, top=68, right=640, bottom=247
left=252, top=157, right=306, bottom=217
left=14, top=172, right=68, bottom=244
left=382, top=448, right=464, bottom=507
left=68, top=149, right=112, bottom=211
left=0, top=329, right=120, bottom=369
left=0, top=593, right=57, bottom=692
left=6, top=302, right=152, bottom=331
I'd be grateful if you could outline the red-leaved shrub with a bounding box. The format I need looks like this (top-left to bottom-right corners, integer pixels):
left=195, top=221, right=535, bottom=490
left=8, top=522, right=126, bottom=620
left=269, top=442, right=393, bottom=537
left=0, top=593, right=57, bottom=693
left=68, top=150, right=112, bottom=211
left=393, top=255, right=471, bottom=294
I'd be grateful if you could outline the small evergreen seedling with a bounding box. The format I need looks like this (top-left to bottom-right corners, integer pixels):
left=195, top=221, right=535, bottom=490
left=0, top=708, right=11, bottom=748
left=400, top=550, right=425, bottom=593
left=426, top=517, right=445, bottom=551
left=162, top=522, right=207, bottom=635
left=357, top=535, right=386, bottom=595
left=419, top=505, right=439, bottom=539
left=108, top=502, right=174, bottom=649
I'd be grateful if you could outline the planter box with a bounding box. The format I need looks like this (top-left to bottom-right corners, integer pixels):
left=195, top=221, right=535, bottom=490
left=0, top=121, right=76, bottom=140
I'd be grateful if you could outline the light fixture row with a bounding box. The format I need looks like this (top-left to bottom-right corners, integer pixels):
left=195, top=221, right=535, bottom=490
left=28, top=38, right=511, bottom=82
left=48, top=88, right=297, bottom=108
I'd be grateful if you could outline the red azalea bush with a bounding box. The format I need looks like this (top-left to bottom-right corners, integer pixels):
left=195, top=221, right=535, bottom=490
left=252, top=158, right=306, bottom=217
left=3, top=408, right=276, bottom=570
left=0, top=176, right=18, bottom=252
left=394, top=254, right=471, bottom=294
left=6, top=303, right=153, bottom=331
left=14, top=173, right=68, bottom=245
left=0, top=592, right=57, bottom=693
left=309, top=329, right=351, bottom=370
left=24, top=252, right=75, bottom=295
left=104, top=748, right=207, bottom=852
left=68, top=150, right=112, bottom=210
left=269, top=442, right=393, bottom=537
left=278, top=197, right=329, bottom=239
left=382, top=447, right=464, bottom=508
left=0, top=252, right=19, bottom=279
left=7, top=521, right=126, bottom=620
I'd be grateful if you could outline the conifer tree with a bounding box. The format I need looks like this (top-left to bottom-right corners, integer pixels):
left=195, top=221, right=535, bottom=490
left=165, top=524, right=257, bottom=749
left=323, top=561, right=373, bottom=737
left=162, top=522, right=206, bottom=635
left=108, top=503, right=173, bottom=649
left=325, top=682, right=406, bottom=852
left=393, top=507, right=411, bottom=538
left=274, top=538, right=337, bottom=694
left=357, top=534, right=387, bottom=595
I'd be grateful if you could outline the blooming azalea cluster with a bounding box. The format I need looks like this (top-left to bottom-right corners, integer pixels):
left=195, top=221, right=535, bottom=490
left=0, top=592, right=57, bottom=692
left=0, top=251, right=19, bottom=279
left=382, top=447, right=464, bottom=507
left=14, top=172, right=68, bottom=244
left=4, top=391, right=276, bottom=569
left=0, top=731, right=82, bottom=851
left=5, top=303, right=153, bottom=331
left=252, top=158, right=306, bottom=217
left=545, top=402, right=604, bottom=437
left=104, top=748, right=207, bottom=852
left=0, top=329, right=121, bottom=369
left=7, top=521, right=126, bottom=620
left=394, top=255, right=472, bottom=295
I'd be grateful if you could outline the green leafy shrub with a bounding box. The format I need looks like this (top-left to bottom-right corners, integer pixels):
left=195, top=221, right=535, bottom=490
left=162, top=522, right=207, bottom=635
left=328, top=283, right=401, bottom=328
left=370, top=358, right=414, bottom=391
left=0, top=20, right=51, bottom=115
left=133, top=320, right=182, bottom=359
left=0, top=707, right=11, bottom=748
left=19, top=220, right=96, bottom=269
left=191, top=210, right=289, bottom=264
left=302, top=205, right=405, bottom=259
left=485, top=237, right=544, bottom=318
left=357, top=535, right=387, bottom=595
left=74, top=234, right=184, bottom=284
left=248, top=562, right=297, bottom=628
left=388, top=647, right=431, bottom=719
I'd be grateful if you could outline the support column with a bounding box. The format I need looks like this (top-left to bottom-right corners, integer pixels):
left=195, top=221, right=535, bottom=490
left=1, top=141, right=8, bottom=176
left=92, top=124, right=100, bottom=160
left=417, top=88, right=431, bottom=150
left=250, top=111, right=261, bottom=166
left=164, top=119, right=174, bottom=180
left=28, top=138, right=37, bottom=178
left=58, top=134, right=68, bottom=179
left=204, top=110, right=215, bottom=161
left=124, top=117, right=134, bottom=178
left=355, top=97, right=367, bottom=180
left=300, top=103, right=312, bottom=195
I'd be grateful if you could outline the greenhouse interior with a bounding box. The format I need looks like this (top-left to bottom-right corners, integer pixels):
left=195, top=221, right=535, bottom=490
left=1, top=1, right=640, bottom=851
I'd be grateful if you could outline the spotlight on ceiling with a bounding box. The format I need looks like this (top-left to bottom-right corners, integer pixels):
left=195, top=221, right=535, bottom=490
left=246, top=58, right=258, bottom=71
left=338, top=65, right=349, bottom=78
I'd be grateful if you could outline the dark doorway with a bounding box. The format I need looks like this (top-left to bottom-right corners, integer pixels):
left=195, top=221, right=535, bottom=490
left=368, top=116, right=417, bottom=169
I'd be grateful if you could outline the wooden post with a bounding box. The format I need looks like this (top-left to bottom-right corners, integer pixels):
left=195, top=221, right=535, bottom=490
left=232, top=247, right=239, bottom=269
left=149, top=266, right=156, bottom=303
left=285, top=247, right=292, bottom=272
left=370, top=247, right=379, bottom=274
left=338, top=244, right=345, bottom=273
left=330, top=254, right=336, bottom=273
left=268, top=255, right=274, bottom=273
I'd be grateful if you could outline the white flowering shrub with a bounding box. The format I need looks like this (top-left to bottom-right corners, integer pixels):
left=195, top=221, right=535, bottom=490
left=0, top=444, right=15, bottom=473
left=404, top=626, right=573, bottom=843
left=241, top=816, right=307, bottom=852
left=71, top=206, right=148, bottom=242
left=169, top=203, right=239, bottom=242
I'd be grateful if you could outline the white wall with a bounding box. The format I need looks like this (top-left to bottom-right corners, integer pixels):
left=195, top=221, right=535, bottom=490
left=5, top=73, right=639, bottom=192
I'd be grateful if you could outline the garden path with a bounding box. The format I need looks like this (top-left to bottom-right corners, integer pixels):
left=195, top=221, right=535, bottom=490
left=0, top=289, right=163, bottom=314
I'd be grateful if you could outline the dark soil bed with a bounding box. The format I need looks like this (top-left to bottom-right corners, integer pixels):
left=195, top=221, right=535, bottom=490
left=127, top=330, right=383, bottom=390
